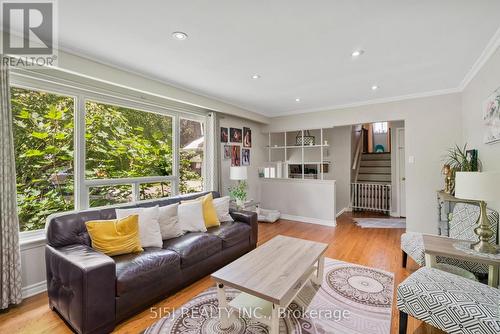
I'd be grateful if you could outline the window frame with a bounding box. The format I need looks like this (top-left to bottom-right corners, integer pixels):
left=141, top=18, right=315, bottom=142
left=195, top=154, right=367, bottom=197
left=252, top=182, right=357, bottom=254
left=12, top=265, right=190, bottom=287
left=11, top=72, right=209, bottom=237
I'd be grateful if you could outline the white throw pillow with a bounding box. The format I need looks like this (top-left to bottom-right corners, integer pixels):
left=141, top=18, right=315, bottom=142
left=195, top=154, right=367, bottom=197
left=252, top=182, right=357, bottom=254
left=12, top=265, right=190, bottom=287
left=158, top=203, right=183, bottom=240
left=213, top=196, right=233, bottom=222
left=115, top=206, right=163, bottom=248
left=178, top=201, right=207, bottom=232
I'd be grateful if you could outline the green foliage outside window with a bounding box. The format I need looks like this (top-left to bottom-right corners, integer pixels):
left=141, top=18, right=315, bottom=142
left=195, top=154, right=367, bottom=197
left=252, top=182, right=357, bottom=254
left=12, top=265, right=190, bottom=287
left=11, top=87, right=203, bottom=232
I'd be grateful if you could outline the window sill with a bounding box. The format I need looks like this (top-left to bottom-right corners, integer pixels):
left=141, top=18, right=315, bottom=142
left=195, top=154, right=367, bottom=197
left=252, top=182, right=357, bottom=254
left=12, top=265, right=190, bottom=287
left=19, top=229, right=46, bottom=251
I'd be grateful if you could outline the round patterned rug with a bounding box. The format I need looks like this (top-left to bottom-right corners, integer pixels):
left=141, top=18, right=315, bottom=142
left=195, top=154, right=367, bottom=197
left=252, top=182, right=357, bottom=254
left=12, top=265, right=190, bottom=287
left=144, top=259, right=394, bottom=334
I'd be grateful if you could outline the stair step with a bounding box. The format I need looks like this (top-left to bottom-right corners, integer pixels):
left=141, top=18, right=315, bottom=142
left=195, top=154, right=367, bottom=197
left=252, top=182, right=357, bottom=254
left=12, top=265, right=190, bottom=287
left=357, top=173, right=392, bottom=182
left=360, top=160, right=391, bottom=167
left=359, top=166, right=391, bottom=174
left=354, top=181, right=391, bottom=185
left=361, top=153, right=391, bottom=161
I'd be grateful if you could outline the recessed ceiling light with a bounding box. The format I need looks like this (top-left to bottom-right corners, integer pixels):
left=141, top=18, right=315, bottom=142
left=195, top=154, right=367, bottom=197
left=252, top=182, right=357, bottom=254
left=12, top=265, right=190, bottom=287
left=251, top=74, right=261, bottom=79
left=351, top=49, right=364, bottom=57
left=371, top=85, right=379, bottom=91
left=295, top=98, right=301, bottom=102
left=172, top=31, right=188, bottom=40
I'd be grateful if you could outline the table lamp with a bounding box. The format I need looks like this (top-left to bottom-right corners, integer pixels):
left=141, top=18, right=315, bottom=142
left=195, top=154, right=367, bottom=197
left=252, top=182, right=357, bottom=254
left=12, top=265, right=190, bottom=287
left=230, top=166, right=247, bottom=181
left=455, top=171, right=500, bottom=254
left=229, top=166, right=248, bottom=207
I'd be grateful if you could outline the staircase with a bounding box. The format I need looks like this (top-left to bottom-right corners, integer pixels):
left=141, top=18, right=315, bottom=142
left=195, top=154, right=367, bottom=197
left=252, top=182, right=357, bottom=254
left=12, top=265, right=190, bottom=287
left=356, top=153, right=391, bottom=183
left=351, top=152, right=392, bottom=213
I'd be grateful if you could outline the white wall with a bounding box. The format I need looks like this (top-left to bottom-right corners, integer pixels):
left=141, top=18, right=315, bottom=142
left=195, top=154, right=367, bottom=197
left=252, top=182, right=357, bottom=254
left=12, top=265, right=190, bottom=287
left=325, top=126, right=352, bottom=213
left=461, top=46, right=500, bottom=212
left=265, top=93, right=463, bottom=234
left=219, top=115, right=267, bottom=202
left=20, top=239, right=47, bottom=298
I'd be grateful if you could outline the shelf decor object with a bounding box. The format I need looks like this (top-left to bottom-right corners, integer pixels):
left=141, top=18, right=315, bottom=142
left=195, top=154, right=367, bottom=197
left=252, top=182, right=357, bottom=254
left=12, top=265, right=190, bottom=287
left=455, top=171, right=500, bottom=254
left=296, top=130, right=315, bottom=145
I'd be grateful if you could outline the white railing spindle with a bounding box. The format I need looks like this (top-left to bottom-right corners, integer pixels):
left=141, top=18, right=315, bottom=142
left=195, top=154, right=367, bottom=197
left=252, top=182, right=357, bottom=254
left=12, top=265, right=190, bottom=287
left=350, top=182, right=391, bottom=213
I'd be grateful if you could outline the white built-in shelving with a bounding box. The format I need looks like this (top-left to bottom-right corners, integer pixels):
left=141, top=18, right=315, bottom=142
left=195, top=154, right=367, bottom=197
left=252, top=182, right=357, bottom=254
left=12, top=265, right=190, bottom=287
left=264, top=128, right=332, bottom=180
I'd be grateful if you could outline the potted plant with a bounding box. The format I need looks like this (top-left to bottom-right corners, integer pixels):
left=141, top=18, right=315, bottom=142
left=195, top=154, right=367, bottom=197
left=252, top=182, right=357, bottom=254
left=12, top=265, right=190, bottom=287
left=445, top=144, right=481, bottom=172
left=442, top=144, right=481, bottom=195
left=229, top=181, right=247, bottom=208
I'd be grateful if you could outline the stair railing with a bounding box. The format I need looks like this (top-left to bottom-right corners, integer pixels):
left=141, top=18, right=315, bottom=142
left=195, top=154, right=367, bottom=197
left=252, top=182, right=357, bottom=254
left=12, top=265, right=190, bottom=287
left=351, top=183, right=392, bottom=213
left=351, top=130, right=364, bottom=183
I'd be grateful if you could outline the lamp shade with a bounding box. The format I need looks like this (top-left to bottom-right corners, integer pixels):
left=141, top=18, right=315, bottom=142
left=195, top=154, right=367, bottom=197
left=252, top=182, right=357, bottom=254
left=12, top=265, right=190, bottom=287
left=455, top=172, right=500, bottom=202
left=230, top=166, right=247, bottom=180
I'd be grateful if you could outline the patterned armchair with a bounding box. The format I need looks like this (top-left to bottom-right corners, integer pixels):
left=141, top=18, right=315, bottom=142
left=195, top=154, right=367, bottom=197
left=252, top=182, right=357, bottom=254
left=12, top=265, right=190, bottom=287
left=401, top=203, right=499, bottom=275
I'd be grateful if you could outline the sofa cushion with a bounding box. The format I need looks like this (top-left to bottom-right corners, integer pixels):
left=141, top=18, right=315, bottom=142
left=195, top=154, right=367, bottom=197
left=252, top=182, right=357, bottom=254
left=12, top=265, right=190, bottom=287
left=162, top=233, right=222, bottom=267
left=114, top=248, right=180, bottom=296
left=207, top=221, right=251, bottom=248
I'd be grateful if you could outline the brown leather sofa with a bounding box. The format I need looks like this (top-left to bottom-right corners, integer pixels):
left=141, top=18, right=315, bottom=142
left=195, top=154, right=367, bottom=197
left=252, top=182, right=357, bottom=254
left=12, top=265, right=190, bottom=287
left=45, top=191, right=257, bottom=334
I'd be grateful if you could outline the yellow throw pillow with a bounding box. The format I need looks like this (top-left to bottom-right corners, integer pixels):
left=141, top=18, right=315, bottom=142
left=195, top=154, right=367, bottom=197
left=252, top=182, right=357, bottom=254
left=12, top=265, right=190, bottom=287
left=183, top=193, right=220, bottom=228
left=85, top=215, right=143, bottom=256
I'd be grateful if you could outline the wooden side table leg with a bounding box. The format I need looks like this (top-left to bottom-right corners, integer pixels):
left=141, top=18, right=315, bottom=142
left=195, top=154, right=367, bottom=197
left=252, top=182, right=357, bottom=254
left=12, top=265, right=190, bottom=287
left=216, top=283, right=231, bottom=329
left=270, top=304, right=280, bottom=334
left=424, top=254, right=436, bottom=268
left=312, top=255, right=325, bottom=285
left=488, top=265, right=499, bottom=288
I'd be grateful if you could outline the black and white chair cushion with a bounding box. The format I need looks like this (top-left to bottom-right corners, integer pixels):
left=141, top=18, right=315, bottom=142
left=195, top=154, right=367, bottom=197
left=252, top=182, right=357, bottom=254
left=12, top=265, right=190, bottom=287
left=401, top=203, right=499, bottom=274
left=401, top=231, right=425, bottom=266
left=397, top=267, right=500, bottom=334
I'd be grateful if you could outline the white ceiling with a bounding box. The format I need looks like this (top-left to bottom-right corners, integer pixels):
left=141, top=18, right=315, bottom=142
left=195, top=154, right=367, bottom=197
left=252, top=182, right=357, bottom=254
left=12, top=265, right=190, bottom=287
left=58, top=0, right=500, bottom=117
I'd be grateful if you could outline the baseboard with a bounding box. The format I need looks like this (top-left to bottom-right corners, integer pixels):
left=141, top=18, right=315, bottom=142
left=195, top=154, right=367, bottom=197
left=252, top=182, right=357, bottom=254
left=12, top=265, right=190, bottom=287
left=280, top=214, right=336, bottom=227
left=336, top=207, right=348, bottom=218
left=22, top=280, right=46, bottom=299
left=390, top=211, right=400, bottom=218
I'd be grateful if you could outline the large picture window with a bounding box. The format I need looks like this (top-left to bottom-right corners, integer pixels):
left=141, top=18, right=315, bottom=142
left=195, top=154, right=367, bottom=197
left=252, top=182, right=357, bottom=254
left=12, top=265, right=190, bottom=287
left=180, top=118, right=204, bottom=194
left=11, top=78, right=209, bottom=232
left=85, top=101, right=173, bottom=179
left=11, top=87, right=75, bottom=232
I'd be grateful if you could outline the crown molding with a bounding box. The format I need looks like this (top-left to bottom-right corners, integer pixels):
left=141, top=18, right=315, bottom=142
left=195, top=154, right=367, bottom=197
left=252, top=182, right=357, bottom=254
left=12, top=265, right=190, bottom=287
left=270, top=87, right=461, bottom=117
left=459, top=26, right=500, bottom=91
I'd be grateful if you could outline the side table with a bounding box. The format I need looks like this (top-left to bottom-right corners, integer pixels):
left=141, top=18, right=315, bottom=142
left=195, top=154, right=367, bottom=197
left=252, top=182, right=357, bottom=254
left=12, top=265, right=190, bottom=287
left=422, top=234, right=499, bottom=287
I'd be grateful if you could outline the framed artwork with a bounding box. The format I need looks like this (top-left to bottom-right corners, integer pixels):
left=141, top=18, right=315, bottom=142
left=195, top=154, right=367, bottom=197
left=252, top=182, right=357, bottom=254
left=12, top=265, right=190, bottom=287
left=223, top=145, right=231, bottom=160
left=466, top=149, right=478, bottom=171
left=483, top=87, right=500, bottom=144
left=220, top=127, right=229, bottom=143
left=243, top=127, right=252, bottom=147
left=231, top=145, right=241, bottom=166
left=242, top=148, right=250, bottom=166
left=230, top=128, right=242, bottom=143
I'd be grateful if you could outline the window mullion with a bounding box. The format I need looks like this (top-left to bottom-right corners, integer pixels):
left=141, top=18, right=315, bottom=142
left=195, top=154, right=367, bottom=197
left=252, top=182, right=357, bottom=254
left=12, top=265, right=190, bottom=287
left=74, top=95, right=88, bottom=210
left=172, top=114, right=180, bottom=196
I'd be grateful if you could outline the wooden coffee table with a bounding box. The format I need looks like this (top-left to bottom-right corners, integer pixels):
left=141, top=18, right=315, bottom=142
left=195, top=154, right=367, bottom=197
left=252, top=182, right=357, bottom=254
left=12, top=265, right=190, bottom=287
left=211, top=235, right=328, bottom=334
left=422, top=234, right=500, bottom=287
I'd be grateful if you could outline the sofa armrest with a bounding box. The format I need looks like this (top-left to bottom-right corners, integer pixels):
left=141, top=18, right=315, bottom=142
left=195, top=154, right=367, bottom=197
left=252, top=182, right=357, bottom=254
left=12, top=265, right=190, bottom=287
left=230, top=209, right=258, bottom=247
left=45, top=244, right=116, bottom=334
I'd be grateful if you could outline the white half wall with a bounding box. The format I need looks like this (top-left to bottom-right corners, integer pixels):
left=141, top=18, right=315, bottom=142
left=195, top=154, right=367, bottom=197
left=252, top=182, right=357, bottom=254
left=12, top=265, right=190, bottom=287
left=265, top=93, right=463, bottom=234
left=260, top=178, right=336, bottom=226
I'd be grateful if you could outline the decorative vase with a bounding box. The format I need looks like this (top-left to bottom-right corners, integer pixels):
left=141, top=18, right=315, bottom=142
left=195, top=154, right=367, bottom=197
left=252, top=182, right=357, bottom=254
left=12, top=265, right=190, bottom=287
left=236, top=198, right=244, bottom=208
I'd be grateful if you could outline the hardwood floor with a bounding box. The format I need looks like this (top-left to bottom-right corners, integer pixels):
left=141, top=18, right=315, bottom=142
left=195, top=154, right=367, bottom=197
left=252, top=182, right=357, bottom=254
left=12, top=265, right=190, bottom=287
left=0, top=212, right=444, bottom=334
